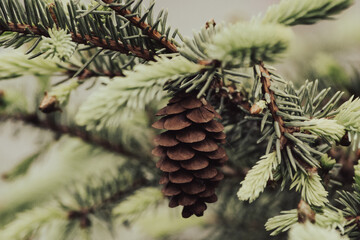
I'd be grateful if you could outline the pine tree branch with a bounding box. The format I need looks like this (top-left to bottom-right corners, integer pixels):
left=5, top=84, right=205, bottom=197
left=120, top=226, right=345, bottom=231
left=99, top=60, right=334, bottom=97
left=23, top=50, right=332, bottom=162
left=211, top=76, right=251, bottom=112
left=257, top=64, right=316, bottom=171
left=101, top=0, right=178, bottom=53
left=0, top=22, right=154, bottom=60
left=258, top=62, right=288, bottom=148
left=67, top=178, right=149, bottom=228
left=0, top=113, right=140, bottom=159
left=66, top=67, right=125, bottom=80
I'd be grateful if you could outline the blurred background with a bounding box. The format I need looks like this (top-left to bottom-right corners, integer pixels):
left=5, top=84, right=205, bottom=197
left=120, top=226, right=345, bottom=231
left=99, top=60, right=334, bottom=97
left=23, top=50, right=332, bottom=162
left=0, top=0, right=359, bottom=239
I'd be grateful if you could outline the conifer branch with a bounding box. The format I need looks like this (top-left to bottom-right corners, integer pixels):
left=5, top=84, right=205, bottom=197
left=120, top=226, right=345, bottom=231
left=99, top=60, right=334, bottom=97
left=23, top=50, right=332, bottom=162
left=289, top=222, right=348, bottom=240
left=67, top=178, right=149, bottom=228
left=75, top=55, right=204, bottom=129
left=237, top=152, right=280, bottom=202
left=258, top=62, right=288, bottom=148
left=263, top=0, right=354, bottom=26
left=0, top=50, right=61, bottom=80
left=0, top=207, right=67, bottom=239
left=72, top=33, right=154, bottom=61
left=112, top=187, right=163, bottom=222
left=0, top=22, right=154, bottom=60
left=101, top=0, right=178, bottom=53
left=216, top=82, right=251, bottom=112
left=67, top=67, right=125, bottom=79
left=0, top=113, right=139, bottom=159
left=0, top=0, right=358, bottom=238
left=206, top=23, right=292, bottom=67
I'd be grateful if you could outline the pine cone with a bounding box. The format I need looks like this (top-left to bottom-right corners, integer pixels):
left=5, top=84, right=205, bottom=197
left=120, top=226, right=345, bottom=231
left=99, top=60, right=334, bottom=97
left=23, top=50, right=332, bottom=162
left=152, top=92, right=228, bottom=218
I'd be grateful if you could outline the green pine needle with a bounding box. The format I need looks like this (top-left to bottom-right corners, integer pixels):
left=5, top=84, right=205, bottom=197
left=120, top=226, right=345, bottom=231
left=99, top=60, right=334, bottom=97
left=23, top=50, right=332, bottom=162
left=289, top=222, right=348, bottom=240
left=263, top=0, right=354, bottom=26
left=237, top=152, right=280, bottom=203
left=290, top=172, right=329, bottom=207
left=75, top=55, right=204, bottom=130
left=207, top=22, right=292, bottom=67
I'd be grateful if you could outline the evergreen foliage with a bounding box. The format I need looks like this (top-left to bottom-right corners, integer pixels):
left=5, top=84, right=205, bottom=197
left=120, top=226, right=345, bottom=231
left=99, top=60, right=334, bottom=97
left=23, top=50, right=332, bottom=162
left=0, top=0, right=359, bottom=239
left=288, top=222, right=348, bottom=240
left=262, top=0, right=354, bottom=26
left=237, top=152, right=279, bottom=202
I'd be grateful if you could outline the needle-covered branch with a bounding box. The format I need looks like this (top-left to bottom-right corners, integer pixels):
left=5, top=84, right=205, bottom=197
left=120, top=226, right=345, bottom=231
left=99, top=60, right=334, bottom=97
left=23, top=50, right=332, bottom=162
left=263, top=0, right=354, bottom=26
left=100, top=0, right=178, bottom=53
left=258, top=63, right=288, bottom=148
left=0, top=113, right=139, bottom=159
left=67, top=178, right=149, bottom=228
left=0, top=0, right=359, bottom=238
left=0, top=22, right=154, bottom=60
left=0, top=0, right=181, bottom=61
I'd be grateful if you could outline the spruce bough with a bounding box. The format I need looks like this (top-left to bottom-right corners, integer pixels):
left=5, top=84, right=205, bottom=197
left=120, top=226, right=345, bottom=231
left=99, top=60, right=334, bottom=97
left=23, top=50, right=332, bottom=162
left=0, top=0, right=359, bottom=239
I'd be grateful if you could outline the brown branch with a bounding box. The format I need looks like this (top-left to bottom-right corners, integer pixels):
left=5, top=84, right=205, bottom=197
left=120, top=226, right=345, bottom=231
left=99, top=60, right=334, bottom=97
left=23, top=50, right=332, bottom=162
left=89, top=179, right=148, bottom=213
left=67, top=178, right=149, bottom=228
left=257, top=63, right=316, bottom=171
left=1, top=22, right=154, bottom=60
left=101, top=0, right=178, bottom=53
left=345, top=215, right=360, bottom=233
left=211, top=75, right=251, bottom=111
left=0, top=113, right=139, bottom=159
left=297, top=200, right=316, bottom=223
left=48, top=3, right=59, bottom=27
left=346, top=216, right=360, bottom=223
left=66, top=67, right=125, bottom=80
left=258, top=62, right=288, bottom=148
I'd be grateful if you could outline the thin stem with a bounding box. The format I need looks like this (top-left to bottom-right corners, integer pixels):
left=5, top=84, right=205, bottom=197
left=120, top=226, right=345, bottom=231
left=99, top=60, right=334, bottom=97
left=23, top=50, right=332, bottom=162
left=101, top=0, right=178, bottom=53
left=0, top=22, right=154, bottom=60
left=207, top=75, right=251, bottom=112
left=67, top=178, right=150, bottom=228
left=258, top=63, right=315, bottom=171
left=258, top=62, right=288, bottom=148
left=0, top=113, right=139, bottom=159
left=87, top=178, right=149, bottom=212
left=69, top=68, right=125, bottom=80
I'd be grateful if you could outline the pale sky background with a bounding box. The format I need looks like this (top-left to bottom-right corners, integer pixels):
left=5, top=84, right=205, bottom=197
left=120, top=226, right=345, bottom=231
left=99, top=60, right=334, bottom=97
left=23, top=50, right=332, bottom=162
left=149, top=0, right=359, bottom=37
left=151, top=0, right=279, bottom=36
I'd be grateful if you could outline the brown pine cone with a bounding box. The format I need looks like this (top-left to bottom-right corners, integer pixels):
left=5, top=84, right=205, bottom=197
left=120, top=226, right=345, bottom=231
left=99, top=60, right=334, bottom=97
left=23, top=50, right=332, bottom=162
left=152, top=92, right=228, bottom=218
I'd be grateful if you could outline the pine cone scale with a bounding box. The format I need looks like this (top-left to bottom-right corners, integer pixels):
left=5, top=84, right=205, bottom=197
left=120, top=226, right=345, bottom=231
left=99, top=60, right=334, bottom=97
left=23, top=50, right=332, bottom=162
left=206, top=147, right=227, bottom=159
left=180, top=97, right=203, bottom=109
left=152, top=117, right=166, bottom=129
left=203, top=195, right=218, bottom=203
left=167, top=146, right=195, bottom=160
left=191, top=139, right=219, bottom=152
left=169, top=170, right=194, bottom=183
left=159, top=174, right=170, bottom=184
left=186, top=107, right=215, bottom=123
left=180, top=157, right=209, bottom=170
left=162, top=183, right=181, bottom=196
left=175, top=127, right=206, bottom=143
left=198, top=186, right=215, bottom=197
left=152, top=146, right=166, bottom=157
left=164, top=115, right=192, bottom=130
left=158, top=158, right=181, bottom=172
left=202, top=120, right=224, bottom=132
left=154, top=132, right=179, bottom=146
left=178, top=194, right=198, bottom=206
left=181, top=180, right=206, bottom=195
left=164, top=103, right=187, bottom=115
left=169, top=197, right=180, bottom=208
left=193, top=167, right=218, bottom=179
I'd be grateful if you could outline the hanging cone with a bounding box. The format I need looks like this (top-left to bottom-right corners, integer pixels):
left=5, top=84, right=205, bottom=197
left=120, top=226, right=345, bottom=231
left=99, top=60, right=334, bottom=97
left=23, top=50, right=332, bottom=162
left=152, top=91, right=228, bottom=218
